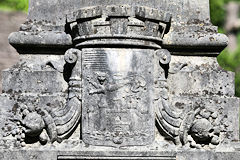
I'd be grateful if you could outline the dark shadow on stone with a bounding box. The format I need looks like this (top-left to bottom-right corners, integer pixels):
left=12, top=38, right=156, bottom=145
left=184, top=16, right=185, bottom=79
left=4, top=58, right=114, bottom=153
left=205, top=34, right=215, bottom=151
left=155, top=119, right=174, bottom=142
left=63, top=63, right=76, bottom=83
left=25, top=135, right=40, bottom=144
left=160, top=62, right=169, bottom=79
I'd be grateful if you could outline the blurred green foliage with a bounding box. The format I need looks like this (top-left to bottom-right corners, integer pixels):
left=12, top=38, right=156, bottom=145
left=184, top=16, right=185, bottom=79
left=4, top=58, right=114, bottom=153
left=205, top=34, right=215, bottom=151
left=210, top=0, right=226, bottom=30
left=0, top=0, right=28, bottom=12
left=210, top=0, right=240, bottom=97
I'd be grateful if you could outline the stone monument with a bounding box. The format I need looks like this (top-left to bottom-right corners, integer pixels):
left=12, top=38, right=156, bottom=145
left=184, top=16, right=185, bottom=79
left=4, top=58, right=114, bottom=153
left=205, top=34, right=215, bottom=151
left=0, top=0, right=240, bottom=159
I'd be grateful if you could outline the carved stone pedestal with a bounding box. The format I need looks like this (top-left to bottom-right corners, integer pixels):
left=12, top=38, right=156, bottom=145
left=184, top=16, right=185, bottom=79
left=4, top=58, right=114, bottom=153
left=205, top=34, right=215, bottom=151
left=0, top=0, right=240, bottom=160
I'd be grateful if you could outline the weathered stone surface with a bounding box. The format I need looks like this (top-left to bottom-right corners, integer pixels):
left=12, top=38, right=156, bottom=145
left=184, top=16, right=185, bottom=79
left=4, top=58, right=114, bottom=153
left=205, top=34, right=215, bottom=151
left=2, top=55, right=68, bottom=94
left=169, top=96, right=240, bottom=142
left=8, top=31, right=72, bottom=54
left=168, top=56, right=235, bottom=97
left=0, top=0, right=240, bottom=159
left=82, top=48, right=155, bottom=147
left=0, top=95, right=14, bottom=138
left=7, top=0, right=227, bottom=56
left=0, top=149, right=240, bottom=160
left=28, top=0, right=210, bottom=26
left=2, top=70, right=67, bottom=94
left=24, top=0, right=227, bottom=54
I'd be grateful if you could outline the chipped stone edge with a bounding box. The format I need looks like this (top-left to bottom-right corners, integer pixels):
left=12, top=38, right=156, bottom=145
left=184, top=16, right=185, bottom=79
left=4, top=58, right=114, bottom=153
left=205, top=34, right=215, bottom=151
left=163, top=32, right=228, bottom=55
left=8, top=31, right=73, bottom=54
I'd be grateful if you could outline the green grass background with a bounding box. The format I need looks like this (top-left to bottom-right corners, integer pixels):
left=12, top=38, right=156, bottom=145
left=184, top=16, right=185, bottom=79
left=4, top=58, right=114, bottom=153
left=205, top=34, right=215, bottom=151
left=0, top=0, right=239, bottom=97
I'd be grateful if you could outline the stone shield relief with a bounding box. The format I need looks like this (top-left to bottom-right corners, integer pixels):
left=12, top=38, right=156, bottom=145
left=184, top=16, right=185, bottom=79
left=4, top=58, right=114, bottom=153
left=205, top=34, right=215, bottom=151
left=82, top=48, right=155, bottom=147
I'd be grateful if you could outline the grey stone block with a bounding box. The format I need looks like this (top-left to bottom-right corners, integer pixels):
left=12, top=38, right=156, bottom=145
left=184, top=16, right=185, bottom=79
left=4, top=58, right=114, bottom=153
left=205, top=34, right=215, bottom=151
left=0, top=95, right=14, bottom=138
left=168, top=56, right=235, bottom=97
left=2, top=70, right=67, bottom=94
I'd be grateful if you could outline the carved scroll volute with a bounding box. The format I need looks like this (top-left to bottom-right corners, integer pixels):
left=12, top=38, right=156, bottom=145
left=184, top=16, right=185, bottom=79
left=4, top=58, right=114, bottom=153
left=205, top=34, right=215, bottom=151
left=154, top=49, right=183, bottom=145
left=155, top=49, right=171, bottom=65
left=64, top=48, right=79, bottom=64
left=54, top=48, right=82, bottom=141
left=64, top=48, right=82, bottom=99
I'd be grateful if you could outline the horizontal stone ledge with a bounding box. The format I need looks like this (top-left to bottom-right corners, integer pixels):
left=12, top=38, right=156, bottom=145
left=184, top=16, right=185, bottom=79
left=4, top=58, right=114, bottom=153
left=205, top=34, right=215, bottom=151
left=0, top=149, right=240, bottom=160
left=75, top=39, right=162, bottom=49
left=162, top=32, right=228, bottom=55
left=8, top=29, right=228, bottom=56
left=73, top=34, right=163, bottom=43
left=8, top=31, right=73, bottom=54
